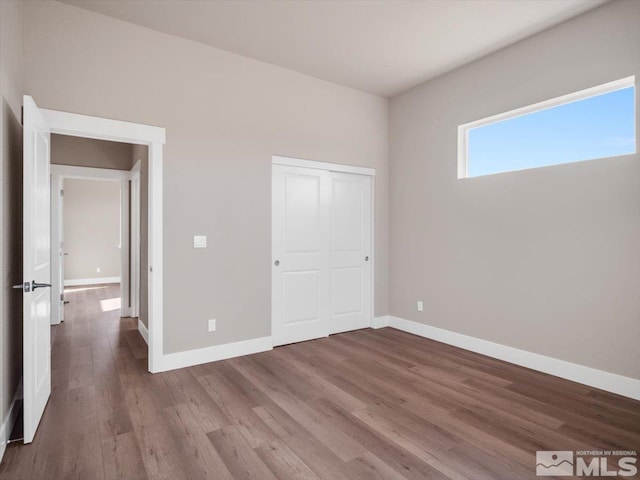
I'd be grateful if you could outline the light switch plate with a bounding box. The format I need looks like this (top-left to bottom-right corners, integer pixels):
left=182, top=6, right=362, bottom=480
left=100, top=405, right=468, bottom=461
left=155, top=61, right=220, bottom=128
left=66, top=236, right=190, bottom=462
left=208, top=319, right=216, bottom=332
left=417, top=301, right=424, bottom=312
left=193, top=235, right=207, bottom=248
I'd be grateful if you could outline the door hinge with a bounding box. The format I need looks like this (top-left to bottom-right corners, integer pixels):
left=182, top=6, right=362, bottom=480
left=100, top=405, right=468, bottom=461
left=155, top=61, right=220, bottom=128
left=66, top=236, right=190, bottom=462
left=60, top=189, right=64, bottom=197
left=60, top=294, right=64, bottom=302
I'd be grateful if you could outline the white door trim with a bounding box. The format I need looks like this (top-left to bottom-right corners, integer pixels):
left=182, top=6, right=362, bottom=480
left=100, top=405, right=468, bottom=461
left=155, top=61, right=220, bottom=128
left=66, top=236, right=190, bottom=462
left=49, top=164, right=131, bottom=181
left=50, top=173, right=64, bottom=325
left=50, top=165, right=132, bottom=319
left=43, top=108, right=165, bottom=373
left=130, top=162, right=141, bottom=318
left=273, top=155, right=376, bottom=177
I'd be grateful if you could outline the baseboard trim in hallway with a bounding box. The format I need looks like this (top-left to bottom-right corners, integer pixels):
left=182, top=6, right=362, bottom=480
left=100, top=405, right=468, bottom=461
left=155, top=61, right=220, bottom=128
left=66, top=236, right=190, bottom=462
left=0, top=387, right=20, bottom=464
left=137, top=319, right=149, bottom=345
left=64, top=276, right=120, bottom=286
left=374, top=315, right=640, bottom=400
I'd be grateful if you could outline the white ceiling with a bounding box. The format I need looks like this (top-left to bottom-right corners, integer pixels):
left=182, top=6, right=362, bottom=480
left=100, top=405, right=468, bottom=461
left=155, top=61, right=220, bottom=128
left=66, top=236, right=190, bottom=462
left=59, top=0, right=607, bottom=97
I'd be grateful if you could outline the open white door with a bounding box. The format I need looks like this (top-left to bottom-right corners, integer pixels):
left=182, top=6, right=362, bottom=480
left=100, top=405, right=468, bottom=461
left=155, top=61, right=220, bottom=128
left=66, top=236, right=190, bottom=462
left=21, top=95, right=52, bottom=444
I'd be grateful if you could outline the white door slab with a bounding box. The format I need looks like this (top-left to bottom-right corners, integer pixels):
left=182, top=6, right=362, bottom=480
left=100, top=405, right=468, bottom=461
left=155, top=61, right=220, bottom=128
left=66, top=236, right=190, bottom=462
left=22, top=95, right=52, bottom=444
left=329, top=172, right=372, bottom=334
left=272, top=165, right=330, bottom=346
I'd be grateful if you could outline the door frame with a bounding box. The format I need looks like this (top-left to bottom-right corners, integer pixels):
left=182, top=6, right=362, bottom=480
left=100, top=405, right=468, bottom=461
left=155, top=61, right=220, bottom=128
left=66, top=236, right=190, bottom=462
left=130, top=160, right=141, bottom=318
left=271, top=155, right=376, bottom=335
left=42, top=108, right=165, bottom=373
left=50, top=165, right=132, bottom=324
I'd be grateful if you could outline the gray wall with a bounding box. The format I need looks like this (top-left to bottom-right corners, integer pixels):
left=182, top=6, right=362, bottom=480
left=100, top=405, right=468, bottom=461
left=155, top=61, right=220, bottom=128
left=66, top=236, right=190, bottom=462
left=63, top=179, right=121, bottom=281
left=51, top=134, right=133, bottom=170
left=24, top=0, right=389, bottom=354
left=132, top=144, right=149, bottom=328
left=389, top=0, right=640, bottom=380
left=0, top=0, right=23, bottom=440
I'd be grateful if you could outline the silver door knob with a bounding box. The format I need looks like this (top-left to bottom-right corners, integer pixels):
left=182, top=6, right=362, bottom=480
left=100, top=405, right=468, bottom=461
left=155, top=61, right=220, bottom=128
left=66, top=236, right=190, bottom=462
left=274, top=260, right=280, bottom=266
left=365, top=256, right=369, bottom=261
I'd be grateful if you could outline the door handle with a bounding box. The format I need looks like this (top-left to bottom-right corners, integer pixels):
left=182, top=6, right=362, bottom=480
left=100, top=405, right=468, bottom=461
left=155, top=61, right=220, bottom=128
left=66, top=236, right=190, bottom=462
left=365, top=256, right=369, bottom=261
left=274, top=260, right=280, bottom=266
left=32, top=281, right=52, bottom=290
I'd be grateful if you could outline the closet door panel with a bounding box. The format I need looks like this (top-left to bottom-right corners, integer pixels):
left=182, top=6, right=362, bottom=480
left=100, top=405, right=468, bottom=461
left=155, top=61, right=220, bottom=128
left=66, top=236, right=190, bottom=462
left=272, top=165, right=330, bottom=346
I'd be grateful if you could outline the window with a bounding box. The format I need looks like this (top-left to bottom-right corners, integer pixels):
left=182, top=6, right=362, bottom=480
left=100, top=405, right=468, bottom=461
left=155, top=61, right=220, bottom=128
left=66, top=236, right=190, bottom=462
left=458, top=77, right=636, bottom=178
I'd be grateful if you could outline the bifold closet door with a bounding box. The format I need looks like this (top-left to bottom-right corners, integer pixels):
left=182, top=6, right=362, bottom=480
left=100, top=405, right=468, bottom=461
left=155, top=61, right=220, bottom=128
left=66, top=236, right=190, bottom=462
left=272, top=165, right=331, bottom=346
left=272, top=164, right=372, bottom=347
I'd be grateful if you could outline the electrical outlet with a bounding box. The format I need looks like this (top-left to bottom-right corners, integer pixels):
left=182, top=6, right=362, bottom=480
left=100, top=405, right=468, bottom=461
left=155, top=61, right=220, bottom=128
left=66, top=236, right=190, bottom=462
left=208, top=319, right=216, bottom=332
left=96, top=267, right=101, bottom=273
left=417, top=301, right=423, bottom=312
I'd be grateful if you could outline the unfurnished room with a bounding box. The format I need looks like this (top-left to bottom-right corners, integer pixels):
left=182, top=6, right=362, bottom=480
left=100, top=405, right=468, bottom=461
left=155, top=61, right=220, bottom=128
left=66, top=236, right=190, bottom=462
left=0, top=0, right=638, bottom=479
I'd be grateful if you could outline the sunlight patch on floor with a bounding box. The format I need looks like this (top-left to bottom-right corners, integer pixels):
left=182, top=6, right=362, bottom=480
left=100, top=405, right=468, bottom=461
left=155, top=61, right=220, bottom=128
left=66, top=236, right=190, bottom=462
left=100, top=297, right=121, bottom=312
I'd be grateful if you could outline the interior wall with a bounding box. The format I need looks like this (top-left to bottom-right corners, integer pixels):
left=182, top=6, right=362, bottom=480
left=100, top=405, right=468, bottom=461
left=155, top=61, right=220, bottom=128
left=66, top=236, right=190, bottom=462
left=63, top=179, right=121, bottom=282
left=389, top=0, right=640, bottom=380
left=0, top=0, right=24, bottom=445
left=132, top=144, right=148, bottom=328
left=51, top=134, right=133, bottom=171
left=24, top=0, right=389, bottom=354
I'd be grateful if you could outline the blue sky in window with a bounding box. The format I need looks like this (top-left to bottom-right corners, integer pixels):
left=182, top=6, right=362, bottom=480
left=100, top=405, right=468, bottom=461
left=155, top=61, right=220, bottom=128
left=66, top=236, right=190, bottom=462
left=468, top=86, right=636, bottom=177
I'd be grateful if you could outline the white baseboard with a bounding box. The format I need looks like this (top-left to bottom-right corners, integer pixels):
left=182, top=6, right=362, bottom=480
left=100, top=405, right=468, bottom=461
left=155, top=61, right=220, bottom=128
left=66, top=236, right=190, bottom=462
left=0, top=387, right=21, bottom=463
left=154, top=336, right=273, bottom=373
left=385, top=316, right=640, bottom=401
left=372, top=315, right=392, bottom=329
left=138, top=319, right=149, bottom=345
left=64, top=276, right=120, bottom=287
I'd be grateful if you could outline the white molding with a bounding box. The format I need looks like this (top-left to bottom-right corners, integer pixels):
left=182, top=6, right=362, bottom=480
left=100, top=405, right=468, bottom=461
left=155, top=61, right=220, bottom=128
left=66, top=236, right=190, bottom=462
left=130, top=159, right=141, bottom=176
left=50, top=173, right=64, bottom=325
left=371, top=315, right=392, bottom=329
left=50, top=164, right=131, bottom=181
left=272, top=155, right=376, bottom=176
left=130, top=166, right=141, bottom=318
left=0, top=387, right=21, bottom=463
left=153, top=336, right=273, bottom=373
left=120, top=178, right=131, bottom=317
left=41, top=106, right=164, bottom=375
left=41, top=108, right=165, bottom=145
left=386, top=316, right=640, bottom=401
left=138, top=319, right=149, bottom=345
left=147, top=142, right=164, bottom=373
left=457, top=75, right=636, bottom=179
left=64, top=276, right=120, bottom=286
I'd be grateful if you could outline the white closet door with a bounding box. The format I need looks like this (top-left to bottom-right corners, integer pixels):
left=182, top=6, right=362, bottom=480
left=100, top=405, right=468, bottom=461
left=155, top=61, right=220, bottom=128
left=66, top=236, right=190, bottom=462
left=272, top=165, right=330, bottom=346
left=329, top=172, right=372, bottom=334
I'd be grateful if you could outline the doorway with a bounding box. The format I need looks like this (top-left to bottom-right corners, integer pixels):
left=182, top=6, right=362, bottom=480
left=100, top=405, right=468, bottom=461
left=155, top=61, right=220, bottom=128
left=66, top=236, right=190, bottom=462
left=21, top=96, right=165, bottom=444
left=271, top=156, right=375, bottom=347
left=50, top=162, right=134, bottom=326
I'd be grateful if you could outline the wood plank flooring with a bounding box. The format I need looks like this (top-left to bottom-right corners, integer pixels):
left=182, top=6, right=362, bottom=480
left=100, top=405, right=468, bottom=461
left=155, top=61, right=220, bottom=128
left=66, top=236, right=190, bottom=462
left=1, top=284, right=639, bottom=479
